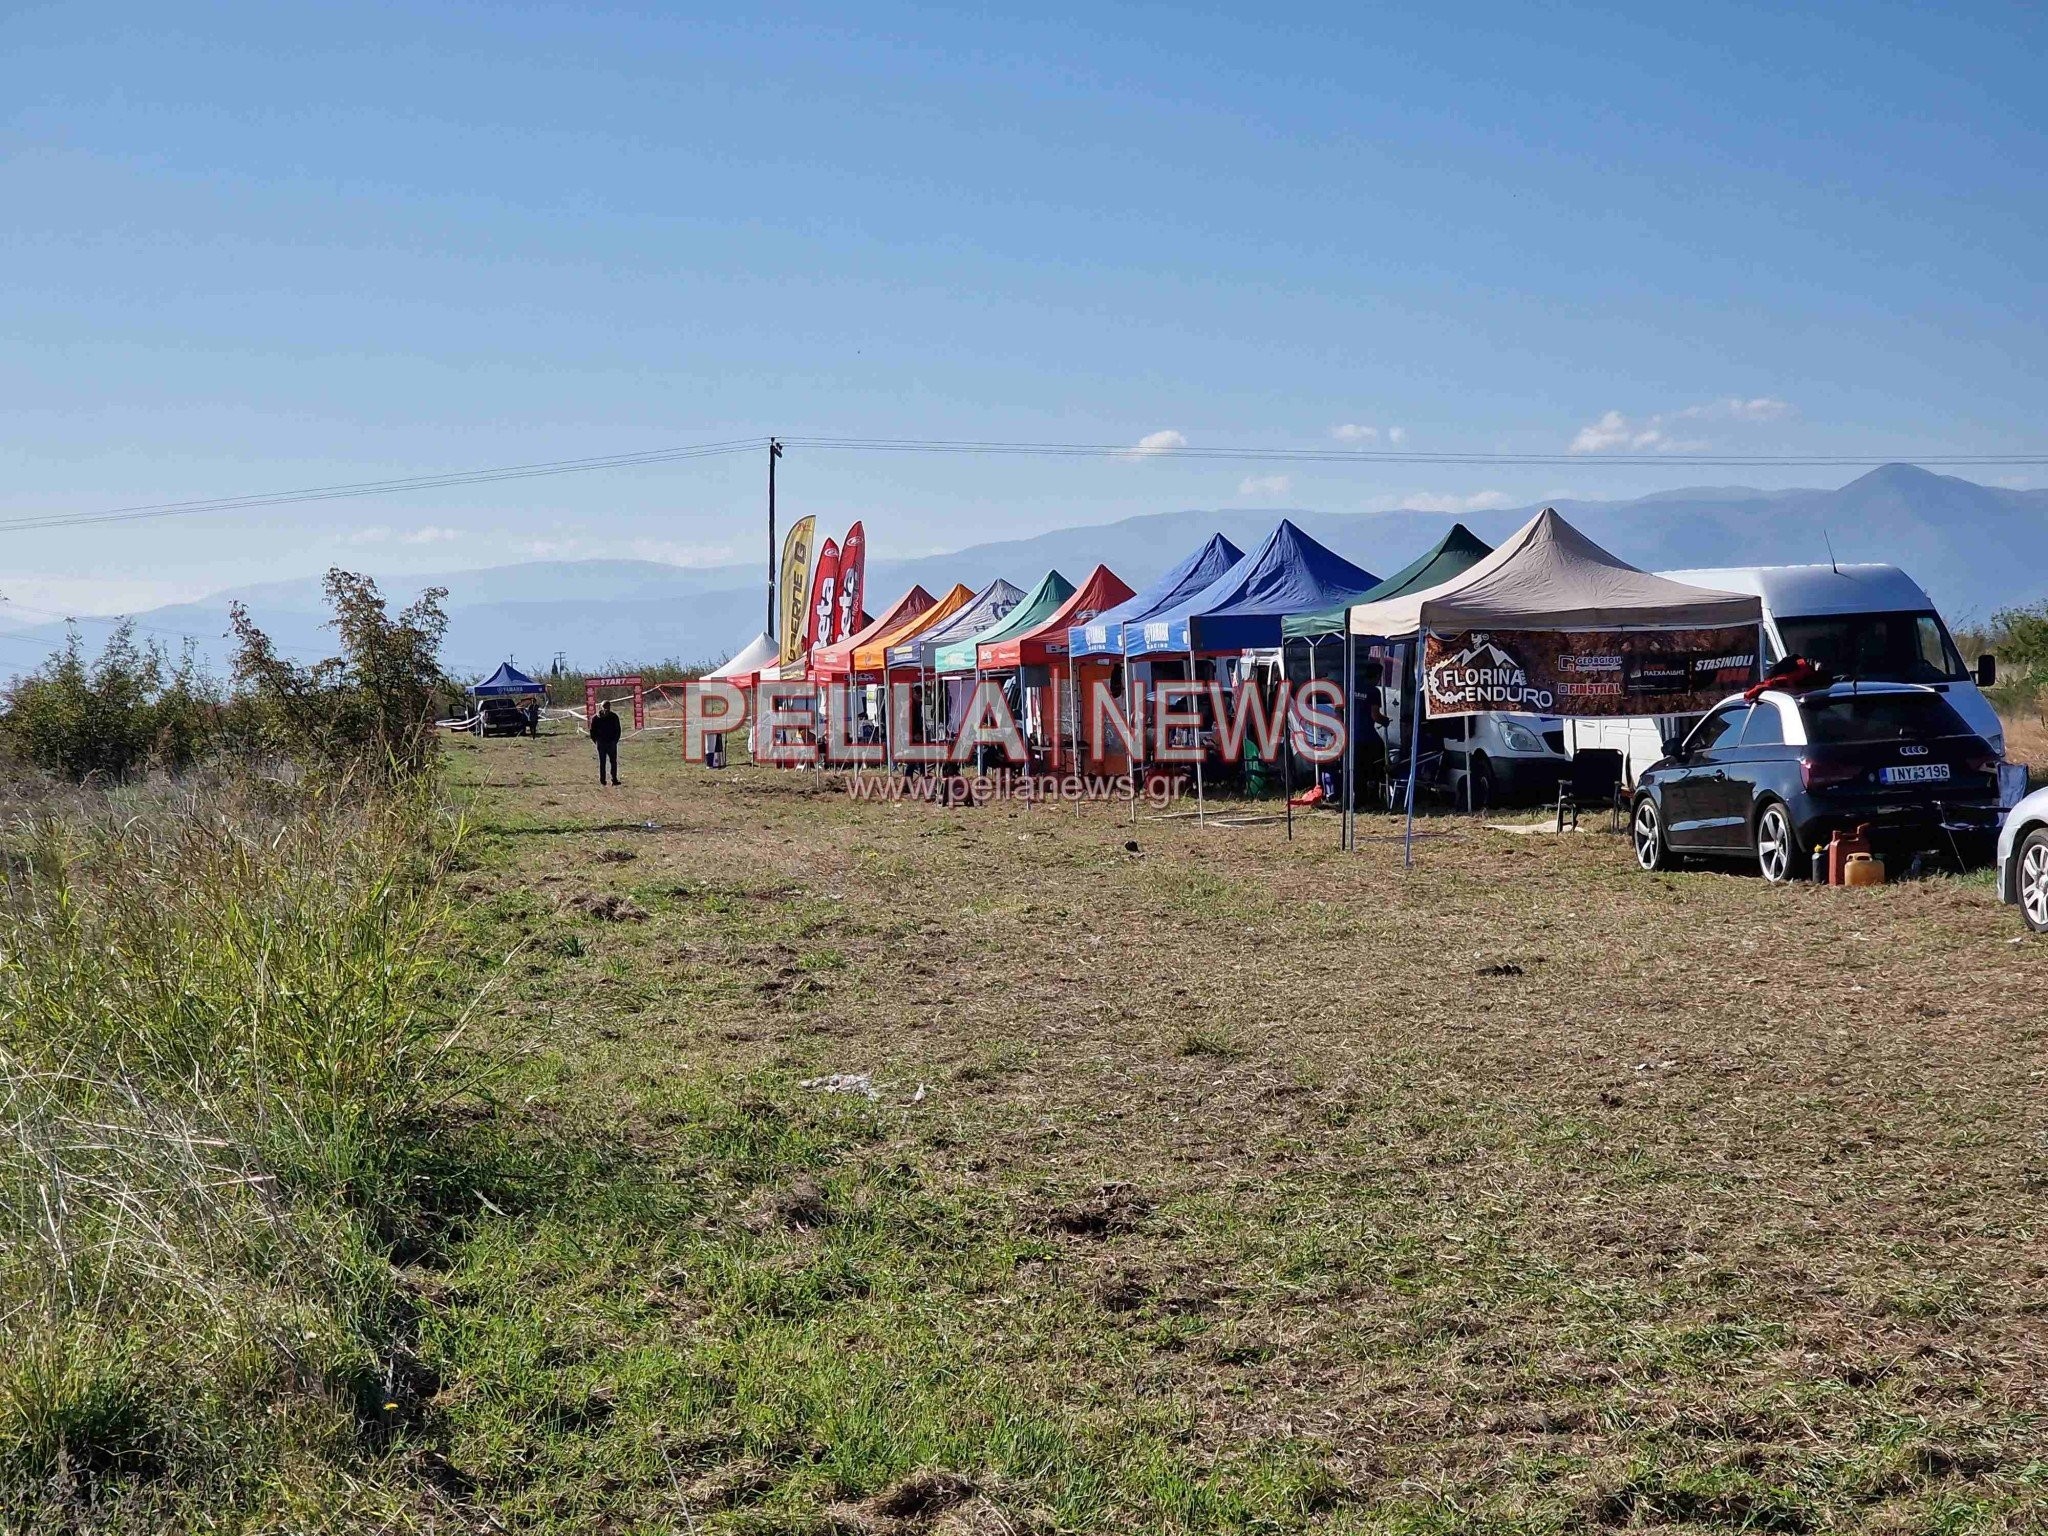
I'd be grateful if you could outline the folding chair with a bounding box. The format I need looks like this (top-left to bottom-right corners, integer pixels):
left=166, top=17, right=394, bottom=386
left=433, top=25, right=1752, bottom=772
left=1556, top=748, right=1625, bottom=833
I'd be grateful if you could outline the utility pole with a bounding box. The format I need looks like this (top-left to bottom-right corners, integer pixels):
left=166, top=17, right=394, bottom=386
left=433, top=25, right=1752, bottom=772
left=766, top=438, right=783, bottom=639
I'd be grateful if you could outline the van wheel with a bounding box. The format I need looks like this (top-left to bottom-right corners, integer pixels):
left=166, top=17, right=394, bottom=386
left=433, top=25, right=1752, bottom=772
left=1632, top=795, right=1671, bottom=871
left=1470, top=753, right=1496, bottom=810
left=1755, top=800, right=1799, bottom=884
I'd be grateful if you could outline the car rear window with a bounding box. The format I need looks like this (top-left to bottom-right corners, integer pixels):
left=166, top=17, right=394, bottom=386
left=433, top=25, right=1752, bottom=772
left=1800, top=693, right=1968, bottom=744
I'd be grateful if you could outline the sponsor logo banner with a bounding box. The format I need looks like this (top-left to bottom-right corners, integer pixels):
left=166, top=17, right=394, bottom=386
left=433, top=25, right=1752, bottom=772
left=1423, top=627, right=1759, bottom=718
left=778, top=516, right=816, bottom=666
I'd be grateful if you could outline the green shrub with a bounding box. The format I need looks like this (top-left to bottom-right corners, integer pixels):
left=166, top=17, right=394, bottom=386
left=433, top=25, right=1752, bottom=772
left=231, top=571, right=458, bottom=784
left=0, top=623, right=221, bottom=782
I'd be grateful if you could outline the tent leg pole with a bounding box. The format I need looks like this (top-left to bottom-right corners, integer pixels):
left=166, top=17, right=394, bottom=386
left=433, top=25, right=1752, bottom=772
left=1465, top=714, right=1473, bottom=814
left=1403, top=636, right=1425, bottom=870
left=1343, top=631, right=1356, bottom=852
left=1073, top=667, right=1083, bottom=789
left=1125, top=653, right=1139, bottom=827
left=1188, top=643, right=1204, bottom=827
left=1283, top=642, right=1294, bottom=842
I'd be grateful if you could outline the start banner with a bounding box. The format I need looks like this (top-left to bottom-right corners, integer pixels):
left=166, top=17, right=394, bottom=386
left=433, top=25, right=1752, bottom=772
left=1422, top=627, right=1760, bottom=718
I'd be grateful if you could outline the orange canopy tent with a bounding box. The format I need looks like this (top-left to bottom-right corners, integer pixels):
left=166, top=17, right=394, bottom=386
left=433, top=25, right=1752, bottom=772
left=856, top=583, right=976, bottom=676
left=811, top=585, right=935, bottom=681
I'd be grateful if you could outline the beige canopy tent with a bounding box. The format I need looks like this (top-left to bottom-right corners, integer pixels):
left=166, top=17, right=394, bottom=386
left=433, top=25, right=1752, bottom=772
left=1342, top=508, right=1762, bottom=864
left=1346, top=506, right=1761, bottom=637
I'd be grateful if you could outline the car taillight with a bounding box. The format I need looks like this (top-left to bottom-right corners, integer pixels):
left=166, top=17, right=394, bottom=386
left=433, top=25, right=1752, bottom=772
left=1965, top=752, right=2000, bottom=777
left=1802, top=758, right=1861, bottom=791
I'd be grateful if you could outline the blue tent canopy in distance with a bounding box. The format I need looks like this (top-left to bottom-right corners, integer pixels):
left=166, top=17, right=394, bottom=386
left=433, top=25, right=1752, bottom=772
left=1068, top=532, right=1245, bottom=660
left=1128, top=519, right=1379, bottom=656
left=473, top=661, right=547, bottom=695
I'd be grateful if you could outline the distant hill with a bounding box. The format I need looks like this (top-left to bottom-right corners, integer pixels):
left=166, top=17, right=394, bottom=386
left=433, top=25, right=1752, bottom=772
left=7, top=465, right=2045, bottom=680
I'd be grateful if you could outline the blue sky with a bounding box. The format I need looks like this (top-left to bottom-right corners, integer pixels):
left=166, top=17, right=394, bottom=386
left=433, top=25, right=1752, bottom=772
left=3, top=0, right=2043, bottom=617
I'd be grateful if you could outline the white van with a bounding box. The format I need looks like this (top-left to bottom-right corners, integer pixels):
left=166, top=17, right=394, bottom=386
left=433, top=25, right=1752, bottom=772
left=1571, top=563, right=2000, bottom=782
left=1439, top=710, right=1570, bottom=806
left=1363, top=648, right=1567, bottom=807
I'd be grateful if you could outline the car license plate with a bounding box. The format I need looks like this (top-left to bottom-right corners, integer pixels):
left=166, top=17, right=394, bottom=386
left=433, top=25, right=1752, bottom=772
left=1878, top=763, right=1950, bottom=784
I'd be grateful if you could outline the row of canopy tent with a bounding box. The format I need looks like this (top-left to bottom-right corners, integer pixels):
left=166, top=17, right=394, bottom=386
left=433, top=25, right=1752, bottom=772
left=701, top=518, right=1393, bottom=784
left=693, top=505, right=1761, bottom=860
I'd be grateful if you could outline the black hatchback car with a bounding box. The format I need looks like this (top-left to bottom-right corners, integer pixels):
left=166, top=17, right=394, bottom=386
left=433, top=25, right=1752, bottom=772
left=1630, top=682, right=2002, bottom=881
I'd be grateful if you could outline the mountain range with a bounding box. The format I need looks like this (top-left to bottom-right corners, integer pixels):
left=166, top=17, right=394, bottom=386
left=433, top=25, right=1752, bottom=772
left=4, top=465, right=2043, bottom=680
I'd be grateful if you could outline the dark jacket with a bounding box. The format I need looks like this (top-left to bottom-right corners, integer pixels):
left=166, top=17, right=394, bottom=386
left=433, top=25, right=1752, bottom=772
left=590, top=709, right=623, bottom=747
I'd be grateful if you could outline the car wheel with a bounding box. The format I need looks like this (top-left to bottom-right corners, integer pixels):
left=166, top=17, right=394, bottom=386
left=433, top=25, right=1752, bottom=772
left=1470, top=753, right=1496, bottom=810
left=2020, top=828, right=2048, bottom=934
left=1755, top=800, right=1798, bottom=884
left=1632, top=794, right=1671, bottom=872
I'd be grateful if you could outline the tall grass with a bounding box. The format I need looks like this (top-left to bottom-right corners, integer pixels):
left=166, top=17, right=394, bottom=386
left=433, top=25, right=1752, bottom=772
left=0, top=774, right=470, bottom=1526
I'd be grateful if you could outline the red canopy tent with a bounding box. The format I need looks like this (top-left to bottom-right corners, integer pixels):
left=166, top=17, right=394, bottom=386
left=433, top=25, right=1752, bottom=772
left=811, top=585, right=933, bottom=682
left=977, top=564, right=1134, bottom=769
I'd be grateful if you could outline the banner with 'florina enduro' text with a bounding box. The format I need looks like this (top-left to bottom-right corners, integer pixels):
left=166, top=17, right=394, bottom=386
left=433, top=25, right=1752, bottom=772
left=1422, top=627, right=1760, bottom=718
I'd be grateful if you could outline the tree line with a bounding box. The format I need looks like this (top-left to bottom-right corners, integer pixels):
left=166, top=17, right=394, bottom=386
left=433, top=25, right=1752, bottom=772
left=0, top=571, right=455, bottom=783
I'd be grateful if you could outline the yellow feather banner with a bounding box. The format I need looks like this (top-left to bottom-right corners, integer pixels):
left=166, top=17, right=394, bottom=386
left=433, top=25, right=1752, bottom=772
left=777, top=515, right=816, bottom=667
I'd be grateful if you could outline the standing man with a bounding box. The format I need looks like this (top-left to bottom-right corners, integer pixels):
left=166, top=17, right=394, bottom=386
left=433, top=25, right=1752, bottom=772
left=590, top=699, right=623, bottom=786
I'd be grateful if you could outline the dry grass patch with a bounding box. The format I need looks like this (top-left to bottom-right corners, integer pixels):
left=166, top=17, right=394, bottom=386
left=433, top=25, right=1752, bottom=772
left=425, top=729, right=2048, bottom=1532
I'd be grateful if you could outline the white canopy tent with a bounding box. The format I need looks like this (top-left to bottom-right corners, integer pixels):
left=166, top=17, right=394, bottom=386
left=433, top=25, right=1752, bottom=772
left=1342, top=508, right=1762, bottom=863
left=705, top=632, right=779, bottom=685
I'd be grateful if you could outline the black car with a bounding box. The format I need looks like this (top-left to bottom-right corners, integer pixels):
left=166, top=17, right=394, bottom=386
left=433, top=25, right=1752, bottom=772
left=1630, top=683, right=2001, bottom=882
left=475, top=696, right=537, bottom=737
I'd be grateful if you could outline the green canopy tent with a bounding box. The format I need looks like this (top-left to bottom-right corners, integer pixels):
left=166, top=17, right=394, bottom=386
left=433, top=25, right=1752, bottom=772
left=1281, top=522, right=1494, bottom=640
left=932, top=570, right=1074, bottom=675
left=1276, top=523, right=1494, bottom=843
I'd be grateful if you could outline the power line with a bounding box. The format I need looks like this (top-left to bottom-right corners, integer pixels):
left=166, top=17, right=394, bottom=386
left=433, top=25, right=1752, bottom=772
left=0, top=437, right=766, bottom=535
left=782, top=435, right=2048, bottom=467
left=4, top=432, right=2043, bottom=542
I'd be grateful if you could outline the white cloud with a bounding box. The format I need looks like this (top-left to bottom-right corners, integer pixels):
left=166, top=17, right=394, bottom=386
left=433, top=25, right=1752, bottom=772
left=1330, top=422, right=1408, bottom=446
left=1130, top=428, right=1187, bottom=456
left=1237, top=473, right=1293, bottom=499
left=1571, top=397, right=1793, bottom=453
left=1396, top=490, right=1513, bottom=514
left=343, top=523, right=463, bottom=546
left=1571, top=410, right=1671, bottom=453
left=1704, top=396, right=1792, bottom=422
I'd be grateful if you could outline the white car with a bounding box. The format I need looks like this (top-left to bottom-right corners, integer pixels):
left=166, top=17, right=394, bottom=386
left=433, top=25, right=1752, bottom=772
left=1997, top=785, right=2048, bottom=933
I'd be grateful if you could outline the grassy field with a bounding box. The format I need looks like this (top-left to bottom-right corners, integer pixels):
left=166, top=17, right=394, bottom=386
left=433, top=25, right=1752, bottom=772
left=391, top=726, right=2046, bottom=1534
left=4, top=729, right=2043, bottom=1533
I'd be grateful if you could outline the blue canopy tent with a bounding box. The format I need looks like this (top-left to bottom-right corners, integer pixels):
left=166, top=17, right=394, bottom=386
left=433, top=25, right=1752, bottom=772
left=1117, top=521, right=1379, bottom=823
left=473, top=662, right=547, bottom=696
left=1067, top=533, right=1245, bottom=660
left=1125, top=519, right=1380, bottom=657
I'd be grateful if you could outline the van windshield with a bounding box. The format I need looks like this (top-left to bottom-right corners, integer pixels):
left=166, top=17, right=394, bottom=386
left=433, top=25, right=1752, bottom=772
left=1775, top=611, right=1967, bottom=684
